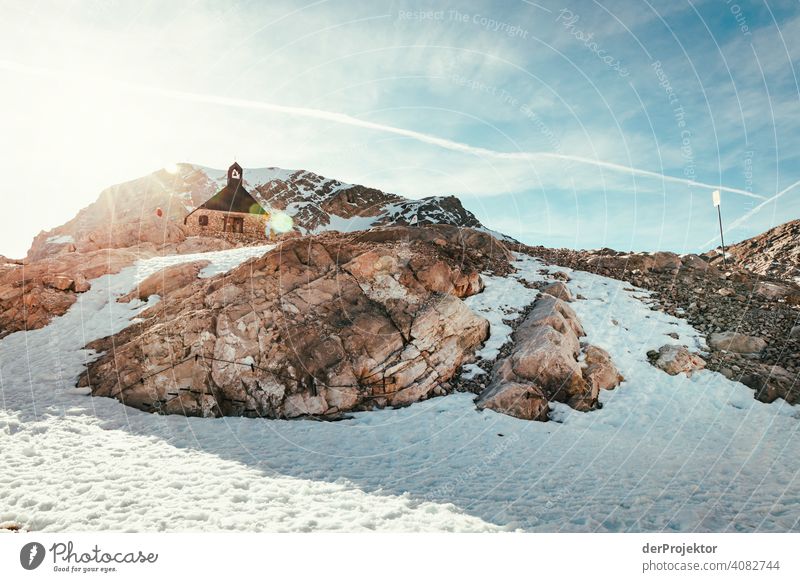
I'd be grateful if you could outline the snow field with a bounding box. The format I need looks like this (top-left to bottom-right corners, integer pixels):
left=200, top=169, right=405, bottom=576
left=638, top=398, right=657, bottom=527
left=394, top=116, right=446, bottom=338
left=1, top=249, right=798, bottom=532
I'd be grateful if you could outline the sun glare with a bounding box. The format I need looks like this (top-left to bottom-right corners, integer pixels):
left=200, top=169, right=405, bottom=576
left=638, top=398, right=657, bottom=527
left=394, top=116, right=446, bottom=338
left=164, top=163, right=180, bottom=174
left=270, top=211, right=294, bottom=233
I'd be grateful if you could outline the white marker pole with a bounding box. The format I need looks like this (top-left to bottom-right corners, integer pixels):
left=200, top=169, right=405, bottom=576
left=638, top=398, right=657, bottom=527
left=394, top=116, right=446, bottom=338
left=712, top=190, right=727, bottom=268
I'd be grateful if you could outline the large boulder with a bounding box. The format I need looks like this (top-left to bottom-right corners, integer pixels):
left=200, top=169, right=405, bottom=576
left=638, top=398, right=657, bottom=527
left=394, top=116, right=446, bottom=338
left=475, top=382, right=549, bottom=421
left=80, top=227, right=505, bottom=419
left=582, top=345, right=624, bottom=392
left=527, top=293, right=584, bottom=338
left=477, top=292, right=620, bottom=420
left=508, top=296, right=585, bottom=400
left=507, top=325, right=585, bottom=402
left=648, top=345, right=706, bottom=377
left=741, top=365, right=799, bottom=405
left=680, top=254, right=709, bottom=271
left=651, top=252, right=682, bottom=272
left=42, top=274, right=75, bottom=291
left=708, top=331, right=767, bottom=354
left=541, top=280, right=573, bottom=302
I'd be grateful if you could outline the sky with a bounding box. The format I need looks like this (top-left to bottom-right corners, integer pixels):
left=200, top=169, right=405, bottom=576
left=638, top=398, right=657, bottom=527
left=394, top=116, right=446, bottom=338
left=1, top=0, right=799, bottom=258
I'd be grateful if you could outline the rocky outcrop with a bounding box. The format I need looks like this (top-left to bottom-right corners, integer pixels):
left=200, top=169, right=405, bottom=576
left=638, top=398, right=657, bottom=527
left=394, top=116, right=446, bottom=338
left=9, top=157, right=505, bottom=337
left=565, top=248, right=720, bottom=278
left=475, top=382, right=550, bottom=421
left=0, top=248, right=143, bottom=337
left=582, top=250, right=698, bottom=277
left=79, top=226, right=511, bottom=418
left=525, top=243, right=800, bottom=406
left=119, top=261, right=210, bottom=303
left=1, top=235, right=263, bottom=337
left=252, top=169, right=486, bottom=235
left=25, top=167, right=199, bottom=262
left=648, top=345, right=706, bottom=377
left=714, top=218, right=800, bottom=282
left=583, top=345, right=625, bottom=393
left=476, top=292, right=622, bottom=421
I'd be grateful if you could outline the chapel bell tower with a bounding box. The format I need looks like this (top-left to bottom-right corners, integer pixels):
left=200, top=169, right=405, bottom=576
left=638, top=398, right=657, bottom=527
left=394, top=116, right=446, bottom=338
left=227, top=162, right=243, bottom=186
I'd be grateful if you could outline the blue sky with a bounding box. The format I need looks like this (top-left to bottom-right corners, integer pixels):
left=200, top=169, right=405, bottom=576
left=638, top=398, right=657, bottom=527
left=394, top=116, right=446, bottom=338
left=1, top=0, right=799, bottom=256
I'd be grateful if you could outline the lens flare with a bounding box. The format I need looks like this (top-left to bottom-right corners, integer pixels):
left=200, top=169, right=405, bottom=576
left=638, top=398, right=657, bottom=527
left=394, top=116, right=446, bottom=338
left=270, top=212, right=294, bottom=233
left=164, top=163, right=179, bottom=174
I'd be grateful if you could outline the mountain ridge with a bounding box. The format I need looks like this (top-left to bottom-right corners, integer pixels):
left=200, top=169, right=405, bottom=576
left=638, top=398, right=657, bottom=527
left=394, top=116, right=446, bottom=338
left=25, top=163, right=500, bottom=261
left=710, top=219, right=800, bottom=282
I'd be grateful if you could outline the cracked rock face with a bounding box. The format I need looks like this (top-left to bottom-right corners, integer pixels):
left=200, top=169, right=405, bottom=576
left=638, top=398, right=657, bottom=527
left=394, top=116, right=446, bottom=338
left=0, top=248, right=142, bottom=337
left=79, top=225, right=510, bottom=418
left=718, top=218, right=800, bottom=281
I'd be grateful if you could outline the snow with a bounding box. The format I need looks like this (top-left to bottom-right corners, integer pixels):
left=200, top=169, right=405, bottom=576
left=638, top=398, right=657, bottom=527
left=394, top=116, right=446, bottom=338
left=45, top=234, right=74, bottom=245
left=382, top=198, right=474, bottom=228
left=314, top=213, right=380, bottom=234
left=0, top=245, right=496, bottom=532
left=461, top=274, right=537, bottom=379
left=1, top=249, right=799, bottom=532
left=477, top=226, right=517, bottom=244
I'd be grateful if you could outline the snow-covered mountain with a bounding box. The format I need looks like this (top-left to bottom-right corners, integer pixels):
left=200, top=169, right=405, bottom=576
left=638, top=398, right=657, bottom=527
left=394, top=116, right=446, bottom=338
left=26, top=164, right=493, bottom=261
left=239, top=166, right=485, bottom=236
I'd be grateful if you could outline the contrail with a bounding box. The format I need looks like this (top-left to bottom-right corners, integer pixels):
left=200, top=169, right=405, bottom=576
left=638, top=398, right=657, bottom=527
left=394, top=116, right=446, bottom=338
left=701, top=178, right=800, bottom=248
left=0, top=58, right=766, bottom=200
left=138, top=84, right=767, bottom=200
